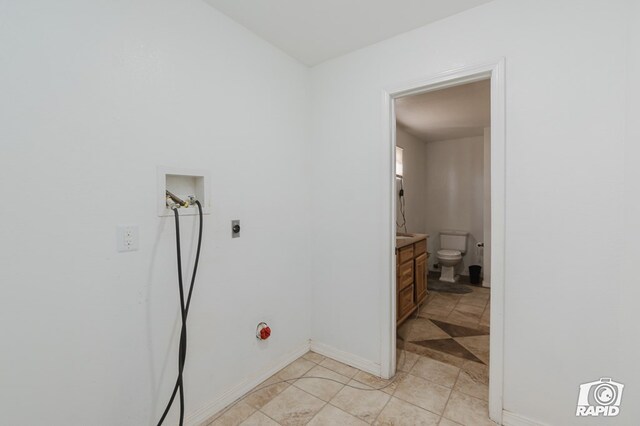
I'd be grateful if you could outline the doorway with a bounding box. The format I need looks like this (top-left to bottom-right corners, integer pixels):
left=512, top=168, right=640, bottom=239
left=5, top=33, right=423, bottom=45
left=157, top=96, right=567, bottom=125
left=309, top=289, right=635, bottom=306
left=381, top=60, right=505, bottom=423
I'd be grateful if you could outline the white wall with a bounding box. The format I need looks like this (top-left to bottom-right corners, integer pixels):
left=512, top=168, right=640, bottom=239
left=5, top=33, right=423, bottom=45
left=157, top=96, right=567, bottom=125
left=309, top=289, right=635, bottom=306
left=309, top=1, right=637, bottom=425
left=395, top=127, right=427, bottom=234
left=621, top=0, right=640, bottom=418
left=0, top=1, right=310, bottom=425
left=424, top=136, right=484, bottom=275
left=2, top=1, right=639, bottom=425
left=396, top=127, right=489, bottom=280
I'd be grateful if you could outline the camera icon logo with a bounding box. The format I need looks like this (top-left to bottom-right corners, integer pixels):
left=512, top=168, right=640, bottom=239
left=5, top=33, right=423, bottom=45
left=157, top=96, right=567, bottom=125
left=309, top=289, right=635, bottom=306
left=576, top=378, right=624, bottom=417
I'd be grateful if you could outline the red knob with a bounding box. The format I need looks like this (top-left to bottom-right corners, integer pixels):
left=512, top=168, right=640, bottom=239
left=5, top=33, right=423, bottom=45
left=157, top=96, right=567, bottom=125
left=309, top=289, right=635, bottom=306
left=260, top=326, right=271, bottom=340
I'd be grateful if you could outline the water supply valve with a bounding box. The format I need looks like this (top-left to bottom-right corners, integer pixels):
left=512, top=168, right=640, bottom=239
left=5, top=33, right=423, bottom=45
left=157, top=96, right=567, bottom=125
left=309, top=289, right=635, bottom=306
left=256, top=322, right=271, bottom=340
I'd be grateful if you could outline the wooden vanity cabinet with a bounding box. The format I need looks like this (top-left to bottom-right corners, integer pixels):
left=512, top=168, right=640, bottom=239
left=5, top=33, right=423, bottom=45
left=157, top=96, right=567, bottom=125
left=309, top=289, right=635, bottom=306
left=396, top=236, right=429, bottom=325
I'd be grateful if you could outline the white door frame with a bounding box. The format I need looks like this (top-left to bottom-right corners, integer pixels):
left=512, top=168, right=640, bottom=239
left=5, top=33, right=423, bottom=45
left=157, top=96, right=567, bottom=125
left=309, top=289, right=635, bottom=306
left=380, top=58, right=506, bottom=424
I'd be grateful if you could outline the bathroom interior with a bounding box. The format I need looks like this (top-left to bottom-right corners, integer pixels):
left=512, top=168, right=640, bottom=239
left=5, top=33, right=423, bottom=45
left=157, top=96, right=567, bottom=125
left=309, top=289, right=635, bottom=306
left=394, top=79, right=492, bottom=404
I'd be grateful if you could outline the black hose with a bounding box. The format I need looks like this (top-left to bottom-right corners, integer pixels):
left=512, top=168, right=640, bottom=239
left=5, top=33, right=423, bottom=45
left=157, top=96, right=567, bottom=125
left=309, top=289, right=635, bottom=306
left=156, top=201, right=203, bottom=426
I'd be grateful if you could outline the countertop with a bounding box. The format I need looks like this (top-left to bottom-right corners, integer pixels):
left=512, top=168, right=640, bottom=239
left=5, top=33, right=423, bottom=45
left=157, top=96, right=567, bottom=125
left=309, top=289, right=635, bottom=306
left=396, top=233, right=428, bottom=249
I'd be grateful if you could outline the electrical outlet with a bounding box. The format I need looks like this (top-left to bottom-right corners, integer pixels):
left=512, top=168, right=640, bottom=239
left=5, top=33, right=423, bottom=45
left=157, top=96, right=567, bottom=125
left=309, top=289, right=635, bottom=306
left=117, top=225, right=139, bottom=252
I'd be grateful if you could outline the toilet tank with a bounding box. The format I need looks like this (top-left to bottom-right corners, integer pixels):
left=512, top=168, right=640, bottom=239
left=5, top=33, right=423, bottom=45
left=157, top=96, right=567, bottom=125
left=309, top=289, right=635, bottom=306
left=439, top=230, right=468, bottom=253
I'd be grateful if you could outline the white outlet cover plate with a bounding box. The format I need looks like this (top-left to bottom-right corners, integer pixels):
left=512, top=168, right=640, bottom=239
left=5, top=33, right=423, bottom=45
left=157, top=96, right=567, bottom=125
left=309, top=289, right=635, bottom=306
left=117, top=225, right=139, bottom=252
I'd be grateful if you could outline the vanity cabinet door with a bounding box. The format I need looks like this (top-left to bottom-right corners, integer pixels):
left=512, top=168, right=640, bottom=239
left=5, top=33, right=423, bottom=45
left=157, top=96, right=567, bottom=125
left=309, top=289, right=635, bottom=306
left=414, top=253, right=427, bottom=305
left=397, top=285, right=414, bottom=322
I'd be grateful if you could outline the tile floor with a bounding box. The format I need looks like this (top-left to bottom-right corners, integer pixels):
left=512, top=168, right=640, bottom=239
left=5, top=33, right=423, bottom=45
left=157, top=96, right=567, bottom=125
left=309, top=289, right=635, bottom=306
left=399, top=284, right=490, bottom=368
left=205, top=285, right=493, bottom=426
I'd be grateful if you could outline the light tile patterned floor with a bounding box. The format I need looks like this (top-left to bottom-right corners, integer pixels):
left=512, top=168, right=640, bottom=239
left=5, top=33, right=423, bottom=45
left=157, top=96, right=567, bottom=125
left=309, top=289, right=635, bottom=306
left=399, top=284, right=490, bottom=368
left=206, top=285, right=494, bottom=426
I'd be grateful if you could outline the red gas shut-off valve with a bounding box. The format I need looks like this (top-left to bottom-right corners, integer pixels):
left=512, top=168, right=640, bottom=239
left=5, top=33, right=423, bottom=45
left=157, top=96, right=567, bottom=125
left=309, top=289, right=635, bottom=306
left=256, top=322, right=271, bottom=340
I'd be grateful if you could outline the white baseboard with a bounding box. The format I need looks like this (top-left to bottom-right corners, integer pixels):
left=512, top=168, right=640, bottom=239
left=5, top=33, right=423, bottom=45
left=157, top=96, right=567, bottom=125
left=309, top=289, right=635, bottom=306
left=309, top=340, right=381, bottom=377
left=502, top=410, right=548, bottom=426
left=185, top=342, right=310, bottom=426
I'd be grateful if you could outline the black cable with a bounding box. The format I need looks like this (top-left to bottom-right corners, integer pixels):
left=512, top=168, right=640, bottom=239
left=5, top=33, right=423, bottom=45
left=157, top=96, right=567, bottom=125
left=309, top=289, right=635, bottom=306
left=156, top=201, right=203, bottom=426
left=396, top=178, right=407, bottom=233
left=174, top=208, right=187, bottom=426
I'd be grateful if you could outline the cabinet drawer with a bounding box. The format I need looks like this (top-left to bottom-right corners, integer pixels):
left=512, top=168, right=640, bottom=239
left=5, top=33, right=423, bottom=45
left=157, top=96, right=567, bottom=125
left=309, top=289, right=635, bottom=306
left=398, top=245, right=414, bottom=264
left=398, top=260, right=413, bottom=291
left=414, top=239, right=426, bottom=256
left=398, top=285, right=415, bottom=319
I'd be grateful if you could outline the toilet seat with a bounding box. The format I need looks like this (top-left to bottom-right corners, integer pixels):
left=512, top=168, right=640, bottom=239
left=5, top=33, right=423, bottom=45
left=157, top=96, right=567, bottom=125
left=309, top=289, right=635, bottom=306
left=437, top=249, right=461, bottom=258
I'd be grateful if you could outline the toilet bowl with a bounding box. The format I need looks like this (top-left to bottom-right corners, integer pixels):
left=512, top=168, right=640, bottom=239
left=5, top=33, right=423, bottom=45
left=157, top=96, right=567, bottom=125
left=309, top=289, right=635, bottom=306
left=437, top=230, right=468, bottom=283
left=437, top=249, right=463, bottom=282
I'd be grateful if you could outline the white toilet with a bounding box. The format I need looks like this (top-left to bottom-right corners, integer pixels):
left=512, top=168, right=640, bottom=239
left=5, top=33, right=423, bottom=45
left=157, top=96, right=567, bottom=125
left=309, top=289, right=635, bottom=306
left=437, top=230, right=468, bottom=283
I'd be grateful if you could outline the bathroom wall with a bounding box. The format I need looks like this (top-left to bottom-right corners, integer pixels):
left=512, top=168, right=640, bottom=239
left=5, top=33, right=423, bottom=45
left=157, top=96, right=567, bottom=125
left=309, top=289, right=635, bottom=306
left=395, top=127, right=427, bottom=234
left=396, top=127, right=489, bottom=280
left=424, top=136, right=485, bottom=276
left=309, top=1, right=636, bottom=424
left=0, top=1, right=310, bottom=425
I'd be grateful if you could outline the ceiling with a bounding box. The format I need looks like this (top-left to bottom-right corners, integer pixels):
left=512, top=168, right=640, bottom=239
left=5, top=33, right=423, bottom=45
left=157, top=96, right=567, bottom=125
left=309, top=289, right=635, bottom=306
left=203, top=0, right=494, bottom=66
left=395, top=79, right=490, bottom=142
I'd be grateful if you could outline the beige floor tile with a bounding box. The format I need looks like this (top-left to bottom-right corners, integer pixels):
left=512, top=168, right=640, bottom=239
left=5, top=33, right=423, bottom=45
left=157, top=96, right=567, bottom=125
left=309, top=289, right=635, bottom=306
left=423, top=304, right=456, bottom=318
left=454, top=361, right=488, bottom=401
left=393, top=374, right=451, bottom=415
left=418, top=308, right=451, bottom=320
left=307, top=404, right=368, bottom=426
left=453, top=304, right=485, bottom=317
left=456, top=296, right=488, bottom=308
left=302, top=351, right=326, bottom=364
left=424, top=292, right=438, bottom=303
left=329, top=380, right=391, bottom=423
left=260, top=386, right=325, bottom=426
left=239, top=411, right=280, bottom=426
left=479, top=307, right=490, bottom=327
left=275, top=358, right=316, bottom=381
left=442, top=391, right=496, bottom=426
left=435, top=293, right=463, bottom=303
left=472, top=287, right=490, bottom=296
left=373, top=397, right=440, bottom=426
left=410, top=357, right=461, bottom=388
left=427, top=295, right=459, bottom=307
left=447, top=309, right=482, bottom=326
left=454, top=336, right=489, bottom=365
left=243, top=375, right=291, bottom=410
left=402, top=343, right=466, bottom=368
left=319, top=358, right=358, bottom=378
left=293, top=365, right=348, bottom=401
left=352, top=370, right=406, bottom=395
left=397, top=349, right=420, bottom=372
left=438, top=418, right=463, bottom=426
left=476, top=324, right=490, bottom=335
left=398, top=318, right=451, bottom=342
left=208, top=401, right=255, bottom=426
left=465, top=289, right=489, bottom=299
left=463, top=288, right=490, bottom=297
left=445, top=311, right=480, bottom=329
left=460, top=360, right=488, bottom=377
